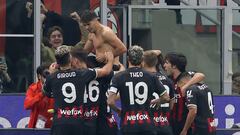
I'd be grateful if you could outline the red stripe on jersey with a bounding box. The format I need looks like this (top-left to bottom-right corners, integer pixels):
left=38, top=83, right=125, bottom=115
left=65, top=107, right=70, bottom=118
left=79, top=105, right=83, bottom=118
left=208, top=118, right=216, bottom=133
left=145, top=111, right=151, bottom=124
left=138, top=111, right=144, bottom=125
left=123, top=112, right=129, bottom=125
left=166, top=112, right=170, bottom=125
left=153, top=112, right=159, bottom=126
left=73, top=106, right=78, bottom=119
left=84, top=107, right=89, bottom=119
left=130, top=111, right=135, bottom=125
left=177, top=88, right=184, bottom=121
left=57, top=109, right=62, bottom=118
left=160, top=112, right=164, bottom=126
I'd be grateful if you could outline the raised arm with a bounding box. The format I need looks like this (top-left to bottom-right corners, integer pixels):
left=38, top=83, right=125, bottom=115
left=83, top=34, right=94, bottom=53
left=70, top=12, right=89, bottom=48
left=181, top=72, right=205, bottom=94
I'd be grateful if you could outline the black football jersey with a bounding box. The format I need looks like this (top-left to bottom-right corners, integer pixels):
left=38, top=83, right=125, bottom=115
left=185, top=83, right=216, bottom=133
left=43, top=68, right=96, bottom=126
left=96, top=71, right=118, bottom=132
left=171, top=71, right=196, bottom=123
left=109, top=67, right=166, bottom=132
left=151, top=71, right=175, bottom=127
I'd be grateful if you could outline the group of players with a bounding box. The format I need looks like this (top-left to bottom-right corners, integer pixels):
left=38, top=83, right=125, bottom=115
left=42, top=10, right=216, bottom=135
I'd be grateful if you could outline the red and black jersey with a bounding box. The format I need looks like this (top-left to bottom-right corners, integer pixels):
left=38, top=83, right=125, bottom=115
left=150, top=72, right=175, bottom=127
left=97, top=71, right=118, bottom=131
left=171, top=71, right=196, bottom=135
left=109, top=67, right=166, bottom=133
left=43, top=68, right=96, bottom=126
left=185, top=83, right=216, bottom=134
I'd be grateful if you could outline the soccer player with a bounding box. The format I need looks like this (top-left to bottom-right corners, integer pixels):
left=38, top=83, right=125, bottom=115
left=163, top=52, right=205, bottom=135
left=177, top=72, right=216, bottom=135
left=107, top=45, right=169, bottom=135
left=80, top=10, right=127, bottom=64
left=70, top=48, right=118, bottom=135
left=43, top=45, right=114, bottom=135
left=142, top=50, right=175, bottom=135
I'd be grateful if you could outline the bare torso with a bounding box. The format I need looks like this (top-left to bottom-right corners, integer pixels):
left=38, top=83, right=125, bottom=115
left=89, top=26, right=119, bottom=64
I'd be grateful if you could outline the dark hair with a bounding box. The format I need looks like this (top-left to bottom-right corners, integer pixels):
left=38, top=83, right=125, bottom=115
left=70, top=47, right=88, bottom=64
left=37, top=65, right=49, bottom=78
left=46, top=26, right=63, bottom=39
left=128, top=45, right=144, bottom=66
left=164, top=52, right=187, bottom=72
left=80, top=10, right=98, bottom=23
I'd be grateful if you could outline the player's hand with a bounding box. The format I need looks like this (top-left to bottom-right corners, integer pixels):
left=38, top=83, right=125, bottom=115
left=96, top=54, right=107, bottom=63
left=70, top=12, right=81, bottom=22
left=49, top=62, right=59, bottom=74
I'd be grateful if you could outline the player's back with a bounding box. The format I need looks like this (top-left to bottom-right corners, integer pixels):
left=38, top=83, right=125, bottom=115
left=189, top=83, right=215, bottom=129
left=44, top=68, right=96, bottom=126
left=111, top=67, right=166, bottom=133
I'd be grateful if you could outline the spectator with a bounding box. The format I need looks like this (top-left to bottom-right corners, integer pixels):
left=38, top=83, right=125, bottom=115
left=41, top=26, right=63, bottom=66
left=24, top=65, right=54, bottom=128
left=0, top=58, right=12, bottom=93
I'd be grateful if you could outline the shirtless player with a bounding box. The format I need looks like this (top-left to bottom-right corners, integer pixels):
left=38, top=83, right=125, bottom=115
left=80, top=10, right=127, bottom=65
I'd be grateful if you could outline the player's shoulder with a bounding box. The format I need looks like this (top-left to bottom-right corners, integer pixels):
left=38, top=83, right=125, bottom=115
left=113, top=70, right=126, bottom=79
left=187, top=84, right=199, bottom=92
left=102, top=26, right=115, bottom=37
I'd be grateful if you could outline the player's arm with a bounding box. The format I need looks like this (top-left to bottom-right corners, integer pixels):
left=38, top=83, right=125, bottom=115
left=180, top=106, right=197, bottom=135
left=95, top=52, right=114, bottom=78
left=103, top=30, right=127, bottom=57
left=107, top=91, right=121, bottom=115
left=83, top=34, right=94, bottom=53
left=151, top=77, right=170, bottom=104
left=181, top=72, right=205, bottom=95
left=180, top=88, right=197, bottom=135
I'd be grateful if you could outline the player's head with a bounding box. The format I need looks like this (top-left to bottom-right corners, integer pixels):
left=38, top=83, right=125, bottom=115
left=177, top=72, right=191, bottom=88
left=70, top=47, right=88, bottom=69
left=164, top=52, right=187, bottom=75
left=80, top=10, right=99, bottom=33
left=55, top=45, right=71, bottom=67
left=127, top=45, right=144, bottom=66
left=36, top=65, right=50, bottom=81
left=47, top=26, right=64, bottom=49
left=143, top=50, right=158, bottom=68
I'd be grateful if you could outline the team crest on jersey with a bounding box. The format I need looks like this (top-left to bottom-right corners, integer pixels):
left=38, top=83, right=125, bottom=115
left=187, top=90, right=193, bottom=98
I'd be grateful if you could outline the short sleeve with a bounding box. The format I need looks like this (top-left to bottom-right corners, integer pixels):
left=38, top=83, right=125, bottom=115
left=82, top=68, right=97, bottom=82
left=108, top=75, right=119, bottom=94
left=153, top=76, right=166, bottom=96
left=185, top=88, right=197, bottom=108
left=167, top=78, right=175, bottom=99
